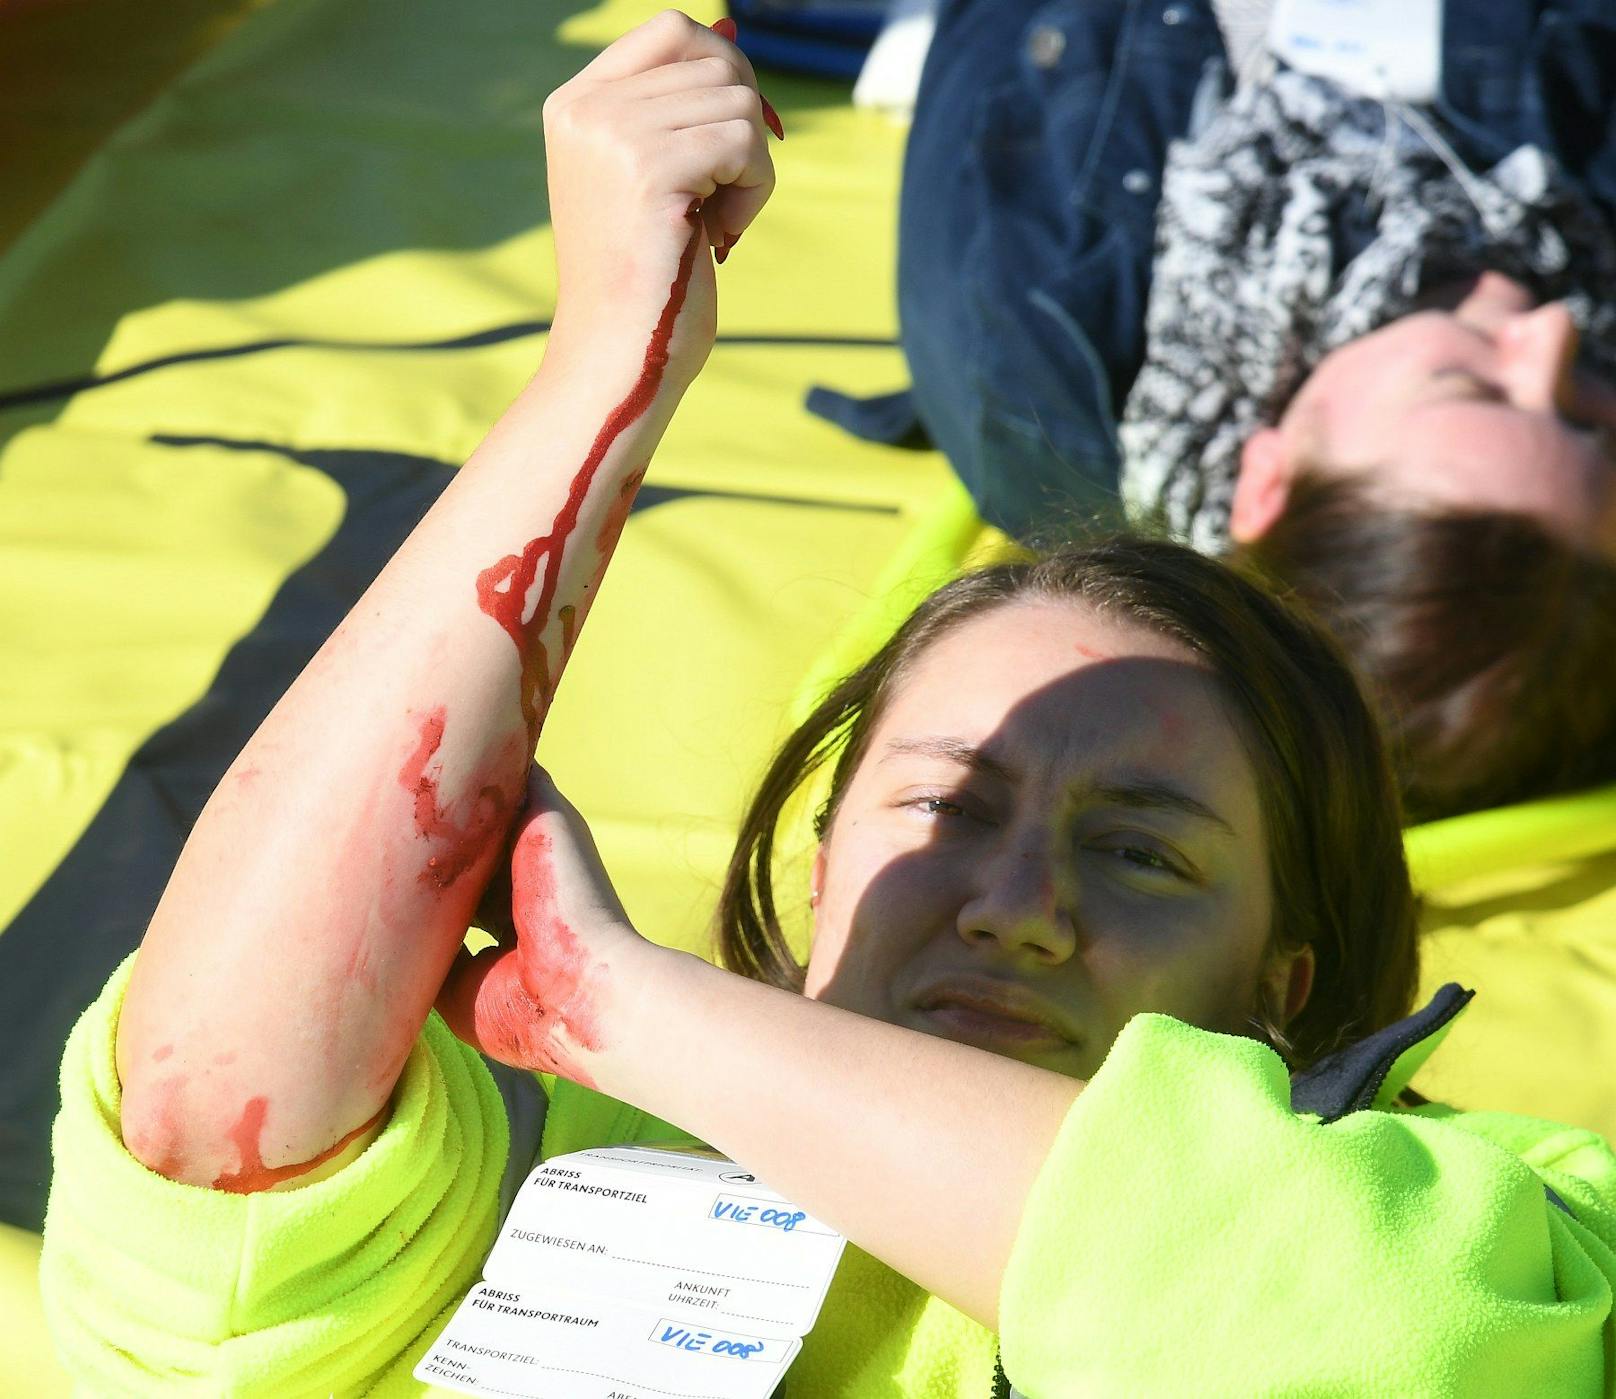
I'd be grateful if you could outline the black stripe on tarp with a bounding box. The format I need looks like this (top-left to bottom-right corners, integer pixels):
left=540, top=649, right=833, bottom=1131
left=149, top=434, right=902, bottom=516
left=0, top=325, right=899, bottom=413
left=0, top=431, right=900, bottom=1228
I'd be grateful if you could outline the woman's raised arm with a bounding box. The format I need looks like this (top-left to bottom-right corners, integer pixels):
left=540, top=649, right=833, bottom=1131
left=114, top=10, right=777, bottom=1192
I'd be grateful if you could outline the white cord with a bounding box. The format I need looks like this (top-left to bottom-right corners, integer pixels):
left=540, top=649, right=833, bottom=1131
left=1390, top=100, right=1511, bottom=239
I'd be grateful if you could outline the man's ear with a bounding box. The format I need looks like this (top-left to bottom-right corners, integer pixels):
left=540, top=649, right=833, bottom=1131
left=1230, top=428, right=1296, bottom=543
left=1263, top=942, right=1316, bottom=1030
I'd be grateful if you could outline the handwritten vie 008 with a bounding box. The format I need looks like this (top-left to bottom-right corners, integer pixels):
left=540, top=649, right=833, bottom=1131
left=709, top=1195, right=807, bottom=1232
left=656, top=1324, right=767, bottom=1360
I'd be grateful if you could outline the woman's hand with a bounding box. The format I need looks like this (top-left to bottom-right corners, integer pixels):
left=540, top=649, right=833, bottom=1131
left=438, top=767, right=647, bottom=1086
left=544, top=10, right=780, bottom=380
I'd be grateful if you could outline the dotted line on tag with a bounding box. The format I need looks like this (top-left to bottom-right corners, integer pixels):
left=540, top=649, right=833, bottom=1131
left=538, top=1368, right=727, bottom=1399
left=616, top=1257, right=810, bottom=1288
left=477, top=1370, right=726, bottom=1399
left=582, top=1150, right=703, bottom=1173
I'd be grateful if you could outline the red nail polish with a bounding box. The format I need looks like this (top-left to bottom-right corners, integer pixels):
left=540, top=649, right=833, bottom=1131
left=711, top=16, right=737, bottom=41
left=724, top=229, right=743, bottom=256
left=760, top=94, right=785, bottom=142
left=714, top=240, right=729, bottom=266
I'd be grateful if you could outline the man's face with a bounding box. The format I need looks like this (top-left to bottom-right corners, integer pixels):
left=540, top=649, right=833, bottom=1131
left=1253, top=272, right=1616, bottom=555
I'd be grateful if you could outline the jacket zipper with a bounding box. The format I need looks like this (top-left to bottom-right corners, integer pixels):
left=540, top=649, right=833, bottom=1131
left=991, top=1351, right=1012, bottom=1399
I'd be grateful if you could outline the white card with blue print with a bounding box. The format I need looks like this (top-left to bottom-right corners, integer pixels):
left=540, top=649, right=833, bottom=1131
left=483, top=1144, right=844, bottom=1336
left=416, top=1283, right=800, bottom=1399
left=1268, top=0, right=1442, bottom=104
left=417, top=1143, right=845, bottom=1399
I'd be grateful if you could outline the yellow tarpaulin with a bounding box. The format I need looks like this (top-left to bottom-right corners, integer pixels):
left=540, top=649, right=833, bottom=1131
left=2, top=0, right=1613, bottom=1391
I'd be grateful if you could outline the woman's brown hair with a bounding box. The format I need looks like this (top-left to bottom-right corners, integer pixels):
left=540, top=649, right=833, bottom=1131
left=716, top=536, right=1419, bottom=1067
left=1237, top=470, right=1616, bottom=823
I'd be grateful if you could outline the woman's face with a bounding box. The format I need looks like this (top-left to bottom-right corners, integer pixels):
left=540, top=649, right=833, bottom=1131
left=1244, top=272, right=1616, bottom=554
left=802, top=598, right=1301, bottom=1080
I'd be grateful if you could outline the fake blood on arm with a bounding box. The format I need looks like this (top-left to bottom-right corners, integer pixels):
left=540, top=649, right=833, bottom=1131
left=475, top=234, right=699, bottom=735
left=433, top=229, right=703, bottom=1074
left=397, top=705, right=514, bottom=889
left=211, top=1097, right=387, bottom=1194
left=134, top=242, right=704, bottom=1195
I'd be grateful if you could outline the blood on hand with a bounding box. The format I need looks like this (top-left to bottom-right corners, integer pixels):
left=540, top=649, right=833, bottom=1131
left=436, top=830, right=606, bottom=1086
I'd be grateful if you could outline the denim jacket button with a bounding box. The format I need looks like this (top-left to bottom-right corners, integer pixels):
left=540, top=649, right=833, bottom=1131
left=1162, top=4, right=1186, bottom=23
left=1122, top=168, right=1153, bottom=193
left=1027, top=23, right=1067, bottom=68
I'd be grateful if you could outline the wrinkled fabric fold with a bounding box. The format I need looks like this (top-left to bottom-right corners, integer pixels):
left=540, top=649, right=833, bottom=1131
left=1000, top=1012, right=1616, bottom=1395
left=40, top=955, right=508, bottom=1397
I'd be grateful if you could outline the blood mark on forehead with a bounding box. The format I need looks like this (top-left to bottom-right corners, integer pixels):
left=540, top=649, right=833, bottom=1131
left=1155, top=707, right=1188, bottom=747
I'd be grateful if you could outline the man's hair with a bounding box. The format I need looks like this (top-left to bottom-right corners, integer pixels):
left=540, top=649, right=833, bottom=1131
left=1236, top=469, right=1616, bottom=823
left=716, top=535, right=1419, bottom=1068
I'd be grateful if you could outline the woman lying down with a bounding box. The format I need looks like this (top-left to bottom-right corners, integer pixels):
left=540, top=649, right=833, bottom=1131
left=40, top=12, right=1615, bottom=1397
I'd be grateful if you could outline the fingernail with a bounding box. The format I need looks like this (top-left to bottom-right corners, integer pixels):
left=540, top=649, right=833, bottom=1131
left=714, top=238, right=729, bottom=265
left=725, top=229, right=743, bottom=257
left=711, top=16, right=737, bottom=41
left=760, top=94, right=785, bottom=141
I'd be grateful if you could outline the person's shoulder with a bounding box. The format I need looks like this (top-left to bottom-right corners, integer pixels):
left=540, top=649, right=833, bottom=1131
left=1406, top=1098, right=1616, bottom=1175
left=1407, top=1101, right=1616, bottom=1224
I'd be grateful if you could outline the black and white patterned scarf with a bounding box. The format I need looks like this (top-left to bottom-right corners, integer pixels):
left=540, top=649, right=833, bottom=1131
left=1118, top=69, right=1616, bottom=553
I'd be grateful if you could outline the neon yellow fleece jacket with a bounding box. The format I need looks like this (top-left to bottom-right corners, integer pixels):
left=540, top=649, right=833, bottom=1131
left=40, top=961, right=1616, bottom=1396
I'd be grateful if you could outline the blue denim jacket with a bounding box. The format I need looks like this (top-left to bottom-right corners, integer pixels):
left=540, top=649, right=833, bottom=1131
left=812, top=0, right=1616, bottom=538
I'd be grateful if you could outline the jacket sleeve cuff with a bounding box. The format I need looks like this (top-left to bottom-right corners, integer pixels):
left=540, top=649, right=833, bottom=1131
left=40, top=954, right=509, bottom=1396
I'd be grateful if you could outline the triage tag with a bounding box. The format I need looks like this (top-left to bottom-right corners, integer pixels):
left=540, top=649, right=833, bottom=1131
left=1267, top=0, right=1443, bottom=104
left=416, top=1144, right=846, bottom=1399
left=416, top=1284, right=801, bottom=1399
left=484, top=1145, right=845, bottom=1338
